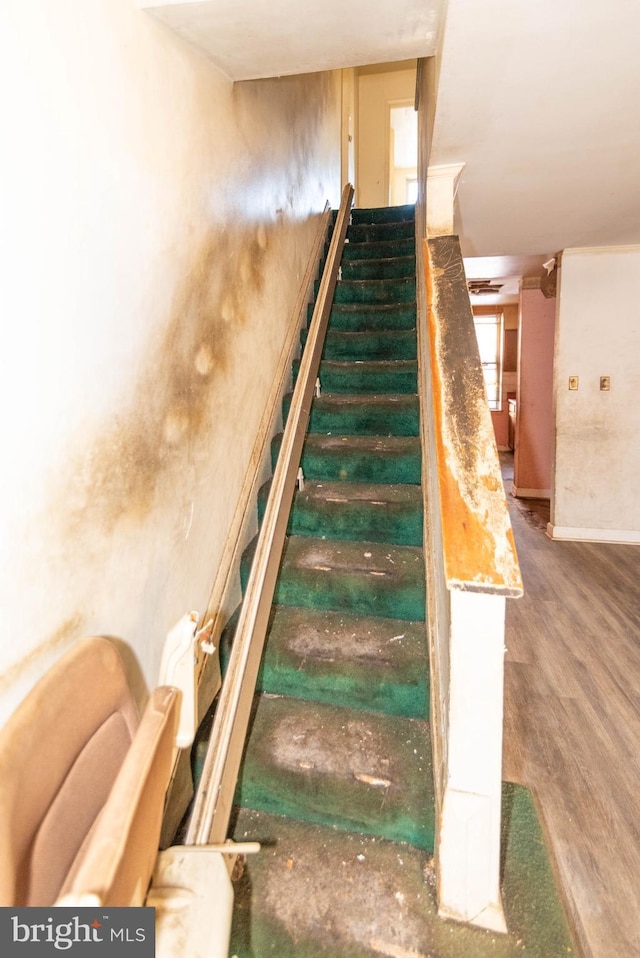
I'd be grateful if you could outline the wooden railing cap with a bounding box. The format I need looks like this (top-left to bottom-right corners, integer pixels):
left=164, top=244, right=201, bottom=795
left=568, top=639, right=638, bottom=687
left=425, top=235, right=523, bottom=598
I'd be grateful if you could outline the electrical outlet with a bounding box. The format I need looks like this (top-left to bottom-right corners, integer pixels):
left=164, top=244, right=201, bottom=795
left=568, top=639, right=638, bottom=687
left=600, top=376, right=610, bottom=391
left=569, top=376, right=579, bottom=390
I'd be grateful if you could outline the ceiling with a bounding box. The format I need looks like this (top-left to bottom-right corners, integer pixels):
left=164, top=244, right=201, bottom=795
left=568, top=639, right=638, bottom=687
left=463, top=255, right=553, bottom=307
left=431, top=0, right=640, bottom=259
left=140, top=0, right=640, bottom=294
left=139, top=0, right=444, bottom=81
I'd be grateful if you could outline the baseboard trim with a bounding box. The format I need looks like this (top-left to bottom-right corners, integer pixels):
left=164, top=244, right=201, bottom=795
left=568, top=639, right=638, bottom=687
left=513, top=486, right=550, bottom=499
left=547, top=523, right=640, bottom=545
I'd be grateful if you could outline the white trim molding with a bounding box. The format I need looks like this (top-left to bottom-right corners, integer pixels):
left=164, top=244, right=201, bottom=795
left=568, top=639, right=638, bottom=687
left=512, top=486, right=550, bottom=499
left=547, top=524, right=640, bottom=545
left=426, top=162, right=466, bottom=236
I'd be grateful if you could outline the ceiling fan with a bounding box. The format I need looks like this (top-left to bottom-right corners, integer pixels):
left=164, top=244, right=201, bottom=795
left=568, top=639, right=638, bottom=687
left=467, top=279, right=504, bottom=295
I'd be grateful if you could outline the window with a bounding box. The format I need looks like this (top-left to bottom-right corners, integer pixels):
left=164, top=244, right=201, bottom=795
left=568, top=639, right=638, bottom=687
left=473, top=312, right=503, bottom=411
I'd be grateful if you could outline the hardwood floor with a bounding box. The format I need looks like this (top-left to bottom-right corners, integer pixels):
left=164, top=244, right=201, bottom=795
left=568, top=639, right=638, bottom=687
left=501, top=454, right=640, bottom=958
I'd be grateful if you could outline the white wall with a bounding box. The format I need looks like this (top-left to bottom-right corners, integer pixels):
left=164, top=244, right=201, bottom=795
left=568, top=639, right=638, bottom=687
left=0, top=0, right=341, bottom=725
left=550, top=246, right=640, bottom=542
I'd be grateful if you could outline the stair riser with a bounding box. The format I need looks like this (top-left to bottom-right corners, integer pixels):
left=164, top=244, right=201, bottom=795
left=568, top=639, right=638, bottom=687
left=219, top=605, right=430, bottom=720
left=341, top=237, right=415, bottom=261
left=350, top=203, right=415, bottom=225
left=257, top=489, right=423, bottom=547
left=271, top=435, right=422, bottom=484
left=300, top=328, right=417, bottom=362
left=266, top=573, right=425, bottom=621
left=240, top=557, right=426, bottom=622
left=310, top=301, right=417, bottom=329
left=348, top=221, right=415, bottom=243
left=341, top=257, right=416, bottom=281
left=283, top=395, right=420, bottom=437
left=331, top=279, right=416, bottom=305
left=293, top=359, right=417, bottom=394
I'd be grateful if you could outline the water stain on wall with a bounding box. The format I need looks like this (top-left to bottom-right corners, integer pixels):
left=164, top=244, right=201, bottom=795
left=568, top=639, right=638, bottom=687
left=49, top=69, right=339, bottom=551
left=0, top=614, right=82, bottom=694
left=60, top=222, right=272, bottom=538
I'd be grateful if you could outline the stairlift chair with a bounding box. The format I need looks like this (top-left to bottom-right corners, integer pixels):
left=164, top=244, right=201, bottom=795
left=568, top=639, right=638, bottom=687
left=0, top=628, right=234, bottom=957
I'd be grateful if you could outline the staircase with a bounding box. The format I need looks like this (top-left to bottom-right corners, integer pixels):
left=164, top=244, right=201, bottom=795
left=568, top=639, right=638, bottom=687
left=192, top=204, right=574, bottom=957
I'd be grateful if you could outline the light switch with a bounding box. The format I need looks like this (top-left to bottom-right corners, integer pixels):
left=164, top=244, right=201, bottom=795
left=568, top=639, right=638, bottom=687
left=600, top=376, right=610, bottom=391
left=568, top=376, right=579, bottom=390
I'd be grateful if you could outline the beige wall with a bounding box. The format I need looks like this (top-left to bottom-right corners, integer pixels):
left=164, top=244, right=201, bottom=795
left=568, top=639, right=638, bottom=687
left=356, top=64, right=416, bottom=208
left=550, top=246, right=640, bottom=542
left=0, top=0, right=341, bottom=724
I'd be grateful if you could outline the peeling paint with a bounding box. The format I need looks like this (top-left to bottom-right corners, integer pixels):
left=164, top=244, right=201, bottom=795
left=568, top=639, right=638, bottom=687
left=425, top=237, right=522, bottom=596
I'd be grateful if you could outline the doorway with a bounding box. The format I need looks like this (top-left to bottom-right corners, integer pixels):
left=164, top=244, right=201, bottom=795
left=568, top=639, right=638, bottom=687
left=388, top=101, right=417, bottom=206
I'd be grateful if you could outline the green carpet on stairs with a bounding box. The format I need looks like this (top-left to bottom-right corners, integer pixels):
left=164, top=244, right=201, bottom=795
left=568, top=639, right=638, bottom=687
left=228, top=783, right=575, bottom=958
left=233, top=694, right=434, bottom=850
left=257, top=479, right=423, bottom=546
left=195, top=202, right=574, bottom=957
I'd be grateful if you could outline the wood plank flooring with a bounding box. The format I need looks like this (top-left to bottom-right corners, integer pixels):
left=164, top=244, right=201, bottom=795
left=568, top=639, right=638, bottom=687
left=501, top=454, right=640, bottom=958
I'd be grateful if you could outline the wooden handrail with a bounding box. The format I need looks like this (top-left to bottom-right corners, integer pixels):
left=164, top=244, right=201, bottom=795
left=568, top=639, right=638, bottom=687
left=424, top=235, right=522, bottom=597
left=186, top=184, right=354, bottom=847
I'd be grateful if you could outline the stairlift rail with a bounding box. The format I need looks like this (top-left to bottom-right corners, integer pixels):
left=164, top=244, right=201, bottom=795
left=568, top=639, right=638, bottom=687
left=185, top=183, right=355, bottom=848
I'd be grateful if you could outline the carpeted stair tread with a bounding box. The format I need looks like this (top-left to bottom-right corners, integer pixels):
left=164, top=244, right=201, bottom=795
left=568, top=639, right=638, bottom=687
left=283, top=393, right=419, bottom=437
left=341, top=255, right=415, bottom=281
left=229, top=787, right=575, bottom=958
left=258, top=478, right=423, bottom=546
left=293, top=358, right=417, bottom=395
left=332, top=277, right=416, bottom=305
left=315, top=300, right=417, bottom=330
left=341, top=235, right=415, bottom=261
left=232, top=695, right=434, bottom=849
left=347, top=220, right=415, bottom=244
left=300, top=327, right=416, bottom=362
left=350, top=203, right=414, bottom=224
left=219, top=605, right=429, bottom=719
left=241, top=535, right=425, bottom=621
left=272, top=432, right=421, bottom=484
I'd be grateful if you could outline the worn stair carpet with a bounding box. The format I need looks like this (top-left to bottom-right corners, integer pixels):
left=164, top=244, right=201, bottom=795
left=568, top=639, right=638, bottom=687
left=196, top=203, right=574, bottom=957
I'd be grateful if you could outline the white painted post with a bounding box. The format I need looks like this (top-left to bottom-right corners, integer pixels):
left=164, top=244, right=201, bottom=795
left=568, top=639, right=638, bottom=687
left=437, top=589, right=507, bottom=932
left=426, top=163, right=466, bottom=236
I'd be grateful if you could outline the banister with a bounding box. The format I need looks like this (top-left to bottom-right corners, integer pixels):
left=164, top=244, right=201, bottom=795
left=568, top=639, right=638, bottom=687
left=185, top=183, right=354, bottom=848
left=425, top=235, right=522, bottom=597
left=418, top=231, right=522, bottom=931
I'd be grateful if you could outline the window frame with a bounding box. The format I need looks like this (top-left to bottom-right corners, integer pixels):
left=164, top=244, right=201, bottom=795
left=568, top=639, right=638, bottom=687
left=473, top=310, right=504, bottom=412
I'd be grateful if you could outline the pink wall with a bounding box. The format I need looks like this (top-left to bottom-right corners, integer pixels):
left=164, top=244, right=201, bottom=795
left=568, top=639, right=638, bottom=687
left=491, top=408, right=509, bottom=448
left=514, top=288, right=556, bottom=496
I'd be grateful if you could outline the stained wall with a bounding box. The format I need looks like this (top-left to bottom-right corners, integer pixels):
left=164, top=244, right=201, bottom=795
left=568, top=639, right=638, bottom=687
left=0, top=0, right=341, bottom=723
left=550, top=246, right=640, bottom=542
